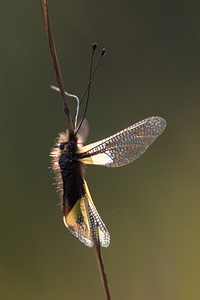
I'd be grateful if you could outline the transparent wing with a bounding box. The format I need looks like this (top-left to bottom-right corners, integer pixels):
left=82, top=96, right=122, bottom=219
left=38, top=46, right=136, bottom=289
left=63, top=180, right=110, bottom=248
left=79, top=116, right=167, bottom=167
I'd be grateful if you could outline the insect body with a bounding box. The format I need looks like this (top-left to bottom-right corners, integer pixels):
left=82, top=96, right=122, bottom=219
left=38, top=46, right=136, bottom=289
left=51, top=116, right=166, bottom=248
left=51, top=128, right=111, bottom=247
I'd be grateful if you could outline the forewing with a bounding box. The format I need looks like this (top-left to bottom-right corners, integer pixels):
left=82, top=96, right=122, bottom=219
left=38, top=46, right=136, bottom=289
left=63, top=180, right=110, bottom=248
left=80, top=116, right=167, bottom=167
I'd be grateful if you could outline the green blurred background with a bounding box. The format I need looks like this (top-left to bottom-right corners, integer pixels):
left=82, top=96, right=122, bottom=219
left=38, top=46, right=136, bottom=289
left=1, top=1, right=200, bottom=299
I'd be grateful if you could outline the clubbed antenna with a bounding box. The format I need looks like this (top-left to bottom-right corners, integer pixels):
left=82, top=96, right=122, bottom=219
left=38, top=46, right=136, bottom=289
left=75, top=45, right=106, bottom=135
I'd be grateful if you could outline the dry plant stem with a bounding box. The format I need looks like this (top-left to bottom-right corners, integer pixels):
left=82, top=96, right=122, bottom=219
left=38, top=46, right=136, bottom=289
left=94, top=244, right=111, bottom=300
left=40, top=0, right=74, bottom=135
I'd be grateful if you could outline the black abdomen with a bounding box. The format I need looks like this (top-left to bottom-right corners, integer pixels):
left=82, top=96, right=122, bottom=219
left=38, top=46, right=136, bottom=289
left=59, top=154, right=85, bottom=214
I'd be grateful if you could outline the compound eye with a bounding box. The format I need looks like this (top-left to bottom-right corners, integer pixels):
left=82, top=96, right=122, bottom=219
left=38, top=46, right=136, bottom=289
left=60, top=142, right=66, bottom=150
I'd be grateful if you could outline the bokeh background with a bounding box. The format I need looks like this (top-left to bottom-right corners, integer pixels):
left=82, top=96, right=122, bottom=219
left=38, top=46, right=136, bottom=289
left=1, top=1, right=200, bottom=299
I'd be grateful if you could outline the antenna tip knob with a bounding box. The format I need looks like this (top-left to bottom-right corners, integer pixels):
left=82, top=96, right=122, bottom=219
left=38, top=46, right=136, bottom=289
left=101, top=48, right=106, bottom=56
left=92, top=43, right=98, bottom=50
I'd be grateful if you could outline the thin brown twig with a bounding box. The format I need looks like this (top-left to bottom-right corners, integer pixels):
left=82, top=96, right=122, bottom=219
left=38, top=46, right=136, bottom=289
left=94, top=244, right=111, bottom=300
left=40, top=0, right=74, bottom=135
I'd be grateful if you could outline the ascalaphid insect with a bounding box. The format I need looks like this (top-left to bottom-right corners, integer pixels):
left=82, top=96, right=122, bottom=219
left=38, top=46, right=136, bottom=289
left=40, top=1, right=167, bottom=249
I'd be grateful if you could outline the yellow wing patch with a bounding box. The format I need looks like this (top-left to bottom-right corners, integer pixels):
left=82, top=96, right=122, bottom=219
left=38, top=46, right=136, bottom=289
left=80, top=152, right=113, bottom=166
left=63, top=180, right=110, bottom=248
